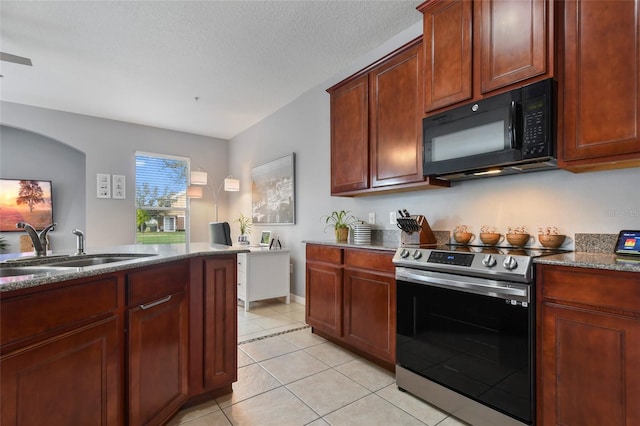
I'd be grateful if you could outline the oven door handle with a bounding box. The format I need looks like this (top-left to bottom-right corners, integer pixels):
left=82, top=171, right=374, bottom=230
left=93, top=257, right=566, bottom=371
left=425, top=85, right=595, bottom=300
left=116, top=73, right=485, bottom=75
left=396, top=267, right=529, bottom=302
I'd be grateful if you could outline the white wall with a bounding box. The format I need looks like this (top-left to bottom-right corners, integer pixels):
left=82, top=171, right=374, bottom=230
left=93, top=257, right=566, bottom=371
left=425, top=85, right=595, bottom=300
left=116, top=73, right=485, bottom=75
left=1, top=102, right=230, bottom=247
left=229, top=22, right=640, bottom=297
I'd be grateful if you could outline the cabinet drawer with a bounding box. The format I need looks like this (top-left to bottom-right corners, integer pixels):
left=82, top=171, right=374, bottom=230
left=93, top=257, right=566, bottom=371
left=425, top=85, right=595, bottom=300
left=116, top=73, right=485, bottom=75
left=127, top=260, right=188, bottom=306
left=539, top=266, right=640, bottom=314
left=344, top=249, right=394, bottom=273
left=1, top=276, right=119, bottom=347
left=306, top=245, right=343, bottom=264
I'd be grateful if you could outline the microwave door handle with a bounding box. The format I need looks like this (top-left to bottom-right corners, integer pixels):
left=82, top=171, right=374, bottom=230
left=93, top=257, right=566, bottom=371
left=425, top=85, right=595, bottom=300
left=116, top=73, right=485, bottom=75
left=509, top=100, right=517, bottom=149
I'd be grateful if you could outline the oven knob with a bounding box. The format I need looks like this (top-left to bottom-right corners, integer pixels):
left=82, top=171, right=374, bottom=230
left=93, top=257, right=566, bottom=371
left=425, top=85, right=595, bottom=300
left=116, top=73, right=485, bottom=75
left=412, top=250, right=422, bottom=260
left=400, top=249, right=410, bottom=258
left=482, top=254, right=497, bottom=267
left=503, top=255, right=518, bottom=270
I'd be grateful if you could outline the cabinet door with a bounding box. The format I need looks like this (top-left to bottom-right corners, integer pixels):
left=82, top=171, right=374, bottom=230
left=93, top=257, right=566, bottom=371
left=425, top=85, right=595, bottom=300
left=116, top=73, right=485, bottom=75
left=128, top=290, right=188, bottom=425
left=343, top=268, right=396, bottom=364
left=539, top=302, right=640, bottom=425
left=202, top=257, right=237, bottom=390
left=370, top=41, right=425, bottom=187
left=329, top=75, right=370, bottom=194
left=421, top=0, right=472, bottom=112
left=477, top=0, right=549, bottom=93
left=560, top=0, right=640, bottom=167
left=306, top=262, right=343, bottom=337
left=2, top=317, right=120, bottom=426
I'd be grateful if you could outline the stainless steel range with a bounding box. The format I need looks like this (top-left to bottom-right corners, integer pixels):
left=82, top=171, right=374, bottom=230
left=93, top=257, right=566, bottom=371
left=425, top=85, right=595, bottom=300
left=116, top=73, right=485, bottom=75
left=393, top=245, right=566, bottom=426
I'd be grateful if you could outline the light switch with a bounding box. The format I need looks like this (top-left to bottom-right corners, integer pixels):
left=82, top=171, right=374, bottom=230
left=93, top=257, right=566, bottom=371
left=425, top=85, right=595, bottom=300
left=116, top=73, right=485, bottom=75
left=97, top=173, right=111, bottom=198
left=112, top=175, right=126, bottom=199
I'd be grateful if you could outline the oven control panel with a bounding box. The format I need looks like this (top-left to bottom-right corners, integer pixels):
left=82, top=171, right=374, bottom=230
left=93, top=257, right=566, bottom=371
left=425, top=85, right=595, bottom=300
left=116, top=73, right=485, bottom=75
left=393, top=248, right=534, bottom=282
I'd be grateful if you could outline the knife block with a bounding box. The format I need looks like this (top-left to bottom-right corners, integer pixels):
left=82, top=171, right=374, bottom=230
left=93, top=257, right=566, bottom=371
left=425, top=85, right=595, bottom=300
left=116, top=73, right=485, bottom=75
left=400, top=215, right=437, bottom=246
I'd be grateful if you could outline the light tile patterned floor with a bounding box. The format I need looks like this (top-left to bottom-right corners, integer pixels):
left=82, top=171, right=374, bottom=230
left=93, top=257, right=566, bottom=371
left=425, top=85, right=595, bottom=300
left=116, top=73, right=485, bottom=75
left=169, top=299, right=468, bottom=426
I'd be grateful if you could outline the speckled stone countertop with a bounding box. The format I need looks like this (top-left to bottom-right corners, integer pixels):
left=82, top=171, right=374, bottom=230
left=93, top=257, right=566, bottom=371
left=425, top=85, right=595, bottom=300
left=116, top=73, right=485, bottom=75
left=0, top=242, right=250, bottom=293
left=306, top=232, right=640, bottom=274
left=534, top=252, right=640, bottom=273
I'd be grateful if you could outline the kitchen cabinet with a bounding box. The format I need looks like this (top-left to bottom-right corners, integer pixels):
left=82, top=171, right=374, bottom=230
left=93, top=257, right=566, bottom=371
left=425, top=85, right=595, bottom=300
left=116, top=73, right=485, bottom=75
left=189, top=256, right=237, bottom=398
left=537, top=264, right=640, bottom=425
left=419, top=0, right=554, bottom=113
left=558, top=0, right=640, bottom=171
left=238, top=249, right=290, bottom=311
left=343, top=249, right=396, bottom=364
left=306, top=245, right=344, bottom=336
left=0, top=252, right=240, bottom=425
left=1, top=276, right=122, bottom=426
left=328, top=38, right=449, bottom=196
left=127, top=261, right=189, bottom=426
left=305, top=244, right=396, bottom=368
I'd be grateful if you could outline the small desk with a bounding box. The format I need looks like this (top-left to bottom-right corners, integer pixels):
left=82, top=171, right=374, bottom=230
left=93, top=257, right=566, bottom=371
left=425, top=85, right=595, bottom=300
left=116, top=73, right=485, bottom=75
left=237, top=248, right=290, bottom=312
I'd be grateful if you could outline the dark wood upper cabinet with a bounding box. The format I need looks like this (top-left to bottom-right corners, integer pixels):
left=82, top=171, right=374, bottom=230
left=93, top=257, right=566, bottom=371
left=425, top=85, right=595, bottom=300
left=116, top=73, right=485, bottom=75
left=477, top=0, right=549, bottom=93
left=421, top=0, right=472, bottom=112
left=419, top=0, right=554, bottom=112
left=558, top=0, right=640, bottom=171
left=330, top=75, right=370, bottom=194
left=328, top=38, right=449, bottom=196
left=369, top=41, right=425, bottom=188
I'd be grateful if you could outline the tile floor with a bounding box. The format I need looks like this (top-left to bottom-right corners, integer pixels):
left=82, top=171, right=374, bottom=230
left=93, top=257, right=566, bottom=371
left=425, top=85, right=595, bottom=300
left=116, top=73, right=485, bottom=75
left=169, top=299, right=468, bottom=426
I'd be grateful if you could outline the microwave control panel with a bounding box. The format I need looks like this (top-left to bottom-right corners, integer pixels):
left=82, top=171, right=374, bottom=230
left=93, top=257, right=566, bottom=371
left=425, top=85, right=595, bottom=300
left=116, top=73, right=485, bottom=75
left=521, top=79, right=554, bottom=159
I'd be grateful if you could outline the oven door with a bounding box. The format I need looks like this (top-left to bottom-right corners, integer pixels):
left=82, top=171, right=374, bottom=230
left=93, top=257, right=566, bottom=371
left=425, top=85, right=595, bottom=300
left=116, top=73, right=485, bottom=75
left=396, top=267, right=534, bottom=425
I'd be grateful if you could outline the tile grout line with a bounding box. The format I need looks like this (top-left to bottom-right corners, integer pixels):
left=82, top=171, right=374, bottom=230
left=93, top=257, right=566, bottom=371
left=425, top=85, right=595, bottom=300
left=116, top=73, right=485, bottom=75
left=238, top=324, right=310, bottom=345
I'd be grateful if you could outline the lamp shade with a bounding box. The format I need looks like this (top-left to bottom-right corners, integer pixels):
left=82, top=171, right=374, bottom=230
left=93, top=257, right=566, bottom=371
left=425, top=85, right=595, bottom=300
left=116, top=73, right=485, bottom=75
left=190, top=170, right=208, bottom=185
left=224, top=177, right=240, bottom=192
left=187, top=186, right=203, bottom=198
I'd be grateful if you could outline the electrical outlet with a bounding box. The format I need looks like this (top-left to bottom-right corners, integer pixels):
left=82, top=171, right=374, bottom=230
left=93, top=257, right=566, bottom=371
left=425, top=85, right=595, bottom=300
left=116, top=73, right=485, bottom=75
left=368, top=212, right=376, bottom=224
left=390, top=211, right=397, bottom=225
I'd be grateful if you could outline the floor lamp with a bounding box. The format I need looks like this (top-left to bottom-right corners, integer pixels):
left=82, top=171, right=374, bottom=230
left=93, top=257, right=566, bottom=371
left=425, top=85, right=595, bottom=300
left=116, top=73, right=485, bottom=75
left=189, top=171, right=240, bottom=222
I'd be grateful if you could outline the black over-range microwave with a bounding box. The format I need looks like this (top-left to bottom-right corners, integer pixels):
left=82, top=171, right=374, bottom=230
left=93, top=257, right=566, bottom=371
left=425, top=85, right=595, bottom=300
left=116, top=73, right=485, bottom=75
left=423, top=78, right=556, bottom=181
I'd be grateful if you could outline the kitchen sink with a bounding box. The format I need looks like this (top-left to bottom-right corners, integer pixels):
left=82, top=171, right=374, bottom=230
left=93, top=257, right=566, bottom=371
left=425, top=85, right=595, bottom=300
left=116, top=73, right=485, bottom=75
left=0, top=266, right=69, bottom=278
left=44, top=253, right=156, bottom=267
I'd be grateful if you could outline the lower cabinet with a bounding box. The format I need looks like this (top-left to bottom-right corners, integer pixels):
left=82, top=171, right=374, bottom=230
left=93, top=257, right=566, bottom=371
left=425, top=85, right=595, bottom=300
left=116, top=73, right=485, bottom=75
left=1, top=256, right=238, bottom=426
left=189, top=256, right=237, bottom=397
left=127, top=261, right=189, bottom=425
left=537, top=264, right=640, bottom=426
left=306, top=245, right=344, bottom=336
left=1, top=317, right=120, bottom=426
left=1, top=275, right=121, bottom=426
left=305, top=244, right=396, bottom=368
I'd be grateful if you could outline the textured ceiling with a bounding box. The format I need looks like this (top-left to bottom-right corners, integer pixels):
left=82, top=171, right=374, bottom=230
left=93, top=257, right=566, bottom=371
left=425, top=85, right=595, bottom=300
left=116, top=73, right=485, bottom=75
left=0, top=1, right=422, bottom=139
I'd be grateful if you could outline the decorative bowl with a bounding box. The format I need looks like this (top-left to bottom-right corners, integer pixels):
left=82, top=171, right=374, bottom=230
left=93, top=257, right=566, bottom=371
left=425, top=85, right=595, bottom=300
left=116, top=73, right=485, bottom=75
left=479, top=232, right=503, bottom=246
left=453, top=232, right=475, bottom=245
left=538, top=234, right=566, bottom=248
left=506, top=233, right=532, bottom=247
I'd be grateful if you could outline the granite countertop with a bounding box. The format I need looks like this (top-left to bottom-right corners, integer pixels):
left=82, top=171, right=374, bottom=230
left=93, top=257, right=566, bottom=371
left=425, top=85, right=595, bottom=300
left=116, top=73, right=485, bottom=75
left=0, top=242, right=250, bottom=293
left=534, top=252, right=640, bottom=273
left=302, top=240, right=398, bottom=252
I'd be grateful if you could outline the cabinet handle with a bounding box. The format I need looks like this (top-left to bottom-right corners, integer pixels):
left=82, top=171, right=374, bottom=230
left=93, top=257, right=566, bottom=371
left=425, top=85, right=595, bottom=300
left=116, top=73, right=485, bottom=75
left=140, top=295, right=172, bottom=310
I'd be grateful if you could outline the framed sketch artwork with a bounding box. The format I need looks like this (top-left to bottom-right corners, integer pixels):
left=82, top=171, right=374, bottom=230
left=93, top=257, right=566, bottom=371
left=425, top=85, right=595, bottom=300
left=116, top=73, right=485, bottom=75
left=251, top=153, right=295, bottom=225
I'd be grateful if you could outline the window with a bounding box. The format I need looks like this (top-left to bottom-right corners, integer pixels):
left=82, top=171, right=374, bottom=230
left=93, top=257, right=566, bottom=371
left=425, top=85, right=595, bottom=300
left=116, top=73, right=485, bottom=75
left=135, top=152, right=189, bottom=245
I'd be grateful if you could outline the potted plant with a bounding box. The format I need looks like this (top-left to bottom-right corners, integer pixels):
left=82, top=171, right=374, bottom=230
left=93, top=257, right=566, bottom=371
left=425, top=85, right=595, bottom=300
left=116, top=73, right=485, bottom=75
left=235, top=213, right=252, bottom=244
left=323, top=210, right=357, bottom=243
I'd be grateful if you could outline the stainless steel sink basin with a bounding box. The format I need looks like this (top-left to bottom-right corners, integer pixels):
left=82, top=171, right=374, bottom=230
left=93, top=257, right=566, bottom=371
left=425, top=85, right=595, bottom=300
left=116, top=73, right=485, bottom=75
left=45, top=254, right=156, bottom=267
left=0, top=266, right=68, bottom=278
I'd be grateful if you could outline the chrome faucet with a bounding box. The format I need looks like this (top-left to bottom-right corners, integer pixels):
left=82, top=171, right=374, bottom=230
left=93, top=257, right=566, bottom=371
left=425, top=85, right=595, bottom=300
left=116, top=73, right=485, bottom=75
left=72, top=229, right=85, bottom=256
left=16, top=222, right=56, bottom=256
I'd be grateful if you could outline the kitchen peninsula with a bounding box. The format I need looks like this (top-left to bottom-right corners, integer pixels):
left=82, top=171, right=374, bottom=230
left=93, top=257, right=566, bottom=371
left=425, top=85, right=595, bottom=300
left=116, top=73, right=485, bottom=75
left=1, top=243, right=246, bottom=425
